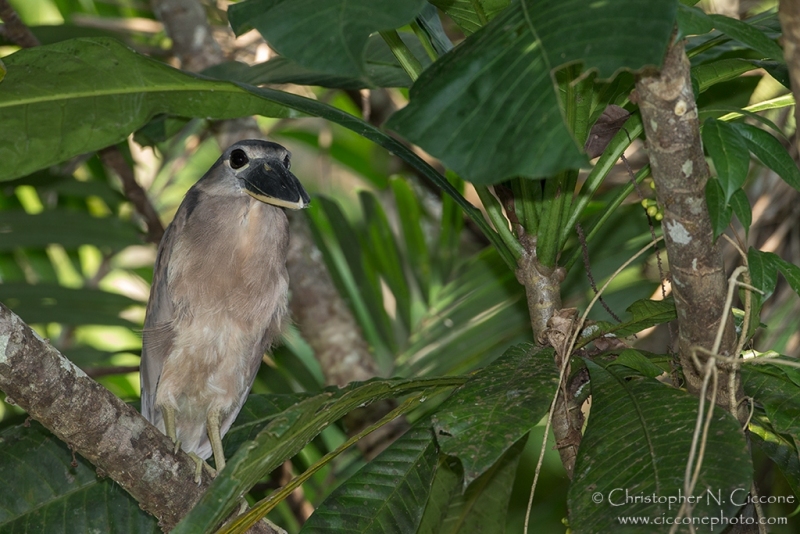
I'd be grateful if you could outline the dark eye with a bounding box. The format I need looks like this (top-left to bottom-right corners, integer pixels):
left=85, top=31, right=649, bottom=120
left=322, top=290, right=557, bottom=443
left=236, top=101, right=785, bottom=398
left=283, top=155, right=291, bottom=170
left=230, top=149, right=249, bottom=169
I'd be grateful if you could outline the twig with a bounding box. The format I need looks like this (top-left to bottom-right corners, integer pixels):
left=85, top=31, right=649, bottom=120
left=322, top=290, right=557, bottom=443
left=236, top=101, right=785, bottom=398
left=99, top=146, right=165, bottom=245
left=0, top=0, right=40, bottom=48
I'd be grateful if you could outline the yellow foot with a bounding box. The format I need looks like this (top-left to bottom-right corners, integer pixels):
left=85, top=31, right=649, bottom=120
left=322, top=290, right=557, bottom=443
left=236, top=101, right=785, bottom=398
left=188, top=452, right=217, bottom=484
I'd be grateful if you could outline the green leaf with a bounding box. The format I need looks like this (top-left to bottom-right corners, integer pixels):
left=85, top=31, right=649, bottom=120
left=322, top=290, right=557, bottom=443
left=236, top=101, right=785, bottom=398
left=705, top=177, right=732, bottom=239
left=747, top=248, right=780, bottom=302
left=729, top=123, right=800, bottom=193
left=676, top=4, right=713, bottom=38
left=775, top=257, right=800, bottom=299
left=0, top=422, right=158, bottom=533
left=702, top=118, right=750, bottom=203
left=300, top=425, right=438, bottom=533
left=0, top=209, right=141, bottom=250
left=742, top=364, right=800, bottom=446
left=397, top=248, right=532, bottom=378
left=390, top=178, right=432, bottom=301
left=0, top=38, right=294, bottom=182
left=693, top=58, right=757, bottom=94
left=203, top=33, right=429, bottom=89
left=438, top=435, right=527, bottom=534
left=429, top=0, right=510, bottom=34
left=750, top=425, right=800, bottom=500
left=228, top=0, right=426, bottom=79
left=578, top=297, right=677, bottom=347
left=360, top=192, right=413, bottom=330
left=609, top=349, right=666, bottom=379
left=0, top=38, right=511, bottom=265
left=431, top=344, right=559, bottom=488
left=709, top=14, right=785, bottom=61
left=569, top=361, right=752, bottom=533
left=387, top=0, right=676, bottom=184
left=0, top=283, right=140, bottom=327
left=416, top=457, right=460, bottom=534
left=729, top=187, right=751, bottom=234
left=173, top=377, right=464, bottom=534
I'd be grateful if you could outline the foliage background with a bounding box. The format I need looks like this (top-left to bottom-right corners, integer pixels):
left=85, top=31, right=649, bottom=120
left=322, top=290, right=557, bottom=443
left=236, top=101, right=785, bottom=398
left=0, top=0, right=799, bottom=532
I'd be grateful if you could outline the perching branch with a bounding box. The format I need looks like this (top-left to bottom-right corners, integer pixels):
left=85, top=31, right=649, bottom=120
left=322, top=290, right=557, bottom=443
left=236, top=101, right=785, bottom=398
left=0, top=306, right=194, bottom=528
left=634, top=41, right=742, bottom=416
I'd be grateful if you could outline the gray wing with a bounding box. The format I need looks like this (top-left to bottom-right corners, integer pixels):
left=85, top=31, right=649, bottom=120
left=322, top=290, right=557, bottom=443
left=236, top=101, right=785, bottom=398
left=139, top=205, right=189, bottom=425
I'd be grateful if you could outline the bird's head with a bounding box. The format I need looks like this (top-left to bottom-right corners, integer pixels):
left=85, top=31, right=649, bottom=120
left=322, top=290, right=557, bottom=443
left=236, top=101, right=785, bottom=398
left=216, top=140, right=310, bottom=210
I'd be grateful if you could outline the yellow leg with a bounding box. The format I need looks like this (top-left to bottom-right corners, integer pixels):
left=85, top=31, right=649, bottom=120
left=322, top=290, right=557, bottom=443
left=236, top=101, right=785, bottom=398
left=207, top=408, right=226, bottom=473
left=161, top=404, right=181, bottom=454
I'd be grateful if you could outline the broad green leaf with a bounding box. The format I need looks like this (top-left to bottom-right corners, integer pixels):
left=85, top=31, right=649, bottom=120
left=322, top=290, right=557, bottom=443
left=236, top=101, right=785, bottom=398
left=702, top=118, right=750, bottom=203
left=387, top=0, right=676, bottom=184
left=173, top=377, right=465, bottom=534
left=676, top=4, right=713, bottom=38
left=429, top=0, right=510, bottom=34
left=742, top=364, right=800, bottom=446
left=300, top=425, right=438, bottom=533
left=729, top=188, right=751, bottom=234
left=228, top=0, right=426, bottom=79
left=203, top=33, right=429, bottom=89
left=746, top=249, right=800, bottom=305
left=0, top=209, right=141, bottom=250
left=693, top=58, right=757, bottom=94
left=578, top=297, right=677, bottom=348
left=729, top=122, right=800, bottom=192
left=222, top=393, right=314, bottom=457
left=438, top=435, right=527, bottom=534
left=750, top=425, right=800, bottom=500
left=0, top=283, right=140, bottom=327
left=709, top=14, right=785, bottom=61
left=704, top=177, right=732, bottom=239
left=416, top=457, right=461, bottom=534
left=431, top=344, right=558, bottom=488
left=569, top=361, right=752, bottom=533
left=0, top=37, right=293, bottom=182
left=0, top=38, right=511, bottom=264
left=0, top=422, right=158, bottom=533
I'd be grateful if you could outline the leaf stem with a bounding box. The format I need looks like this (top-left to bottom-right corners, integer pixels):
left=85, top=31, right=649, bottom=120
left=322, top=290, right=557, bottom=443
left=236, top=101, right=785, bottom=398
left=474, top=185, right=524, bottom=260
left=410, top=21, right=439, bottom=62
left=379, top=30, right=424, bottom=81
left=563, top=164, right=650, bottom=271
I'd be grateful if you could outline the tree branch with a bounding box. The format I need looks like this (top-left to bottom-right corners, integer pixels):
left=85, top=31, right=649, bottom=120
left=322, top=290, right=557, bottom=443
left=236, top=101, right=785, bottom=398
left=0, top=304, right=278, bottom=532
left=99, top=146, right=165, bottom=245
left=635, top=41, right=742, bottom=416
left=0, top=0, right=40, bottom=48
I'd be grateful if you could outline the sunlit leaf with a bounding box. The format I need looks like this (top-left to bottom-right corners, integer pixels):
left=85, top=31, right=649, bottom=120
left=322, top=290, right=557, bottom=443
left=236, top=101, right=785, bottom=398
left=0, top=38, right=293, bottom=181
left=429, top=0, right=510, bottom=34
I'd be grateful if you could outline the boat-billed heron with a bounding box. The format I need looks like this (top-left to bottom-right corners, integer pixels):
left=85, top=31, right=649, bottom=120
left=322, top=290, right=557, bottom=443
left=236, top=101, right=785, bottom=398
left=140, top=139, right=310, bottom=477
